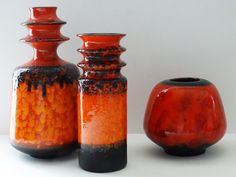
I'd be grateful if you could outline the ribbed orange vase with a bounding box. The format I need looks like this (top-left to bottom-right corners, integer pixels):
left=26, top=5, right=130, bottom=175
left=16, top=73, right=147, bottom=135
left=9, top=7, right=80, bottom=158
left=77, top=33, right=127, bottom=172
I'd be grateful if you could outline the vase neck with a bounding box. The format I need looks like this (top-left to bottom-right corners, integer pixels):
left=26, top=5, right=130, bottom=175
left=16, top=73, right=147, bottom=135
left=32, top=43, right=59, bottom=60
left=21, top=7, right=68, bottom=62
left=77, top=33, right=126, bottom=79
left=78, top=33, right=126, bottom=59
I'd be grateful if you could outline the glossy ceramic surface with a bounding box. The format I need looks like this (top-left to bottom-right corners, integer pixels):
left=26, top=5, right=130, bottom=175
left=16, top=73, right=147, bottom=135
left=77, top=33, right=127, bottom=172
left=9, top=7, right=80, bottom=158
left=144, top=78, right=226, bottom=156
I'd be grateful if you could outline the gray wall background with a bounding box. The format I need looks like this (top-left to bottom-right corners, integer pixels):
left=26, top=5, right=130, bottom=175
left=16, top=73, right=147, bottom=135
left=0, top=0, right=235, bottom=134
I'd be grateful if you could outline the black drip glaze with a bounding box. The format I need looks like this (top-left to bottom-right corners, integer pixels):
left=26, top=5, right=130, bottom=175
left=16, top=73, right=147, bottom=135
left=78, top=47, right=127, bottom=95
left=13, top=64, right=79, bottom=97
left=163, top=144, right=210, bottom=156
left=78, top=46, right=126, bottom=61
left=11, top=141, right=78, bottom=159
left=79, top=140, right=127, bottom=172
left=161, top=78, right=211, bottom=86
left=79, top=77, right=127, bottom=95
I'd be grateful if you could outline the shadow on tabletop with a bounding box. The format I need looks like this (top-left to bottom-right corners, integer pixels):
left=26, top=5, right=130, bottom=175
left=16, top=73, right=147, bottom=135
left=142, top=144, right=227, bottom=162
left=11, top=143, right=228, bottom=177
left=18, top=149, right=78, bottom=164
left=111, top=143, right=227, bottom=177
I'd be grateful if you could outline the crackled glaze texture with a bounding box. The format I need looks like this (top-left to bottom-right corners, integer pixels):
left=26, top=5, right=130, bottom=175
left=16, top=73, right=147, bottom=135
left=77, top=33, right=127, bottom=172
left=9, top=7, right=80, bottom=158
left=144, top=78, right=226, bottom=156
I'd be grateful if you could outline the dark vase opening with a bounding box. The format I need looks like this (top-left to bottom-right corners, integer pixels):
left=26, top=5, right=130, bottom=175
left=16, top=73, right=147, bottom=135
left=78, top=33, right=126, bottom=37
left=170, top=77, right=200, bottom=82
left=161, top=77, right=211, bottom=86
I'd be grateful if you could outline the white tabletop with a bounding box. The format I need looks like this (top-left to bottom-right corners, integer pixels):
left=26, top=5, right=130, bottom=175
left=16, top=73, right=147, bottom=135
left=0, top=134, right=235, bottom=177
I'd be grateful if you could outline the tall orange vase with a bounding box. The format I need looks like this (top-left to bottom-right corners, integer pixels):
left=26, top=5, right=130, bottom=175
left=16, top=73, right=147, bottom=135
left=77, top=33, right=127, bottom=172
left=9, top=7, right=80, bottom=158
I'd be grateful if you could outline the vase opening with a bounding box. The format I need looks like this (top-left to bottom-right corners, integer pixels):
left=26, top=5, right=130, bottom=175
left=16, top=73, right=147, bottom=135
left=162, top=77, right=211, bottom=86
left=170, top=78, right=200, bottom=83
left=78, top=33, right=125, bottom=37
left=31, top=6, right=57, bottom=9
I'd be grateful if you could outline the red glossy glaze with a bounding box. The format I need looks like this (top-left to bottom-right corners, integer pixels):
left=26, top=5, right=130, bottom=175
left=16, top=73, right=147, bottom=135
left=144, top=78, right=226, bottom=155
left=21, top=7, right=69, bottom=67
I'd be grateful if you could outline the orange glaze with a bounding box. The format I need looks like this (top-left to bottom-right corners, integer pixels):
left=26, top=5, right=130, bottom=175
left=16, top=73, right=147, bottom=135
left=78, top=92, right=127, bottom=145
left=10, top=81, right=78, bottom=148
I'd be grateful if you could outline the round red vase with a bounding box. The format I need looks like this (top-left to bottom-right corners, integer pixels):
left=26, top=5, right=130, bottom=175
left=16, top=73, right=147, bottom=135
left=144, top=78, right=226, bottom=156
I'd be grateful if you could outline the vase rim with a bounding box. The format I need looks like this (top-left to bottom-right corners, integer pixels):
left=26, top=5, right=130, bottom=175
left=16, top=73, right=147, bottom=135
left=161, top=77, right=211, bottom=86
left=77, top=33, right=126, bottom=37
left=30, top=6, right=57, bottom=9
left=22, top=6, right=65, bottom=26
left=170, top=77, right=201, bottom=82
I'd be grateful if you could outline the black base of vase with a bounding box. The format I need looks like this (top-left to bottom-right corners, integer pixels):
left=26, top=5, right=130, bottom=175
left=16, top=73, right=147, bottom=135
left=78, top=141, right=127, bottom=173
left=163, top=146, right=206, bottom=156
left=12, top=141, right=78, bottom=159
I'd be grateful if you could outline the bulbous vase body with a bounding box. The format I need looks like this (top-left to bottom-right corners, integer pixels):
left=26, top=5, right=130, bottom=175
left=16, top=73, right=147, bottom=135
left=9, top=7, right=80, bottom=158
left=144, top=78, right=226, bottom=156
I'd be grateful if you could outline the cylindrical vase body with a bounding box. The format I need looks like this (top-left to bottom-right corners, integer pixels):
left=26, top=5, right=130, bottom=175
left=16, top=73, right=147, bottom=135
left=77, top=33, right=127, bottom=172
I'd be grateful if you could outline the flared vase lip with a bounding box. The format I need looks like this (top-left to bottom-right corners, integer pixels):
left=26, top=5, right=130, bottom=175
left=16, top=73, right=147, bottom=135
left=77, top=33, right=126, bottom=37
left=22, top=6, right=66, bottom=26
left=161, top=77, right=212, bottom=86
